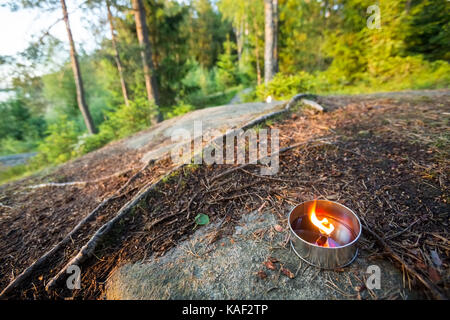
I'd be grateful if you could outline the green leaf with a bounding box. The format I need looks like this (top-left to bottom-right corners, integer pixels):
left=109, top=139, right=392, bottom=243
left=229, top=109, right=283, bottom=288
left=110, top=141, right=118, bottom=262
left=194, top=213, right=210, bottom=226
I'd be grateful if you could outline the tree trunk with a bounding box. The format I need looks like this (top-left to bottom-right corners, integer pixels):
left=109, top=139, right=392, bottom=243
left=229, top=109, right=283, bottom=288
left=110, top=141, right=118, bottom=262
left=253, top=19, right=262, bottom=86
left=272, top=0, right=278, bottom=74
left=132, top=0, right=162, bottom=124
left=235, top=18, right=244, bottom=67
left=255, top=41, right=262, bottom=86
left=106, top=0, right=129, bottom=107
left=60, top=0, right=97, bottom=134
left=264, top=0, right=275, bottom=84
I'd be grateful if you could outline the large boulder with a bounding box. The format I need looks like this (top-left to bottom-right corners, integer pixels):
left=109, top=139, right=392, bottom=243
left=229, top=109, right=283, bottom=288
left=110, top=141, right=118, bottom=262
left=106, top=210, right=418, bottom=300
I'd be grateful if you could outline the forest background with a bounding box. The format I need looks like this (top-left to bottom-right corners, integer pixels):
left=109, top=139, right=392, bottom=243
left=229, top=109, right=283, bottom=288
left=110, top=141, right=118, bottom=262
left=0, top=0, right=448, bottom=183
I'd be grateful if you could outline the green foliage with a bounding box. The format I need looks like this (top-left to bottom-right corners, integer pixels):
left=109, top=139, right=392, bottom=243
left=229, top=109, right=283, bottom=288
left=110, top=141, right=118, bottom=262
left=164, top=102, right=195, bottom=119
left=78, top=97, right=156, bottom=154
left=363, top=56, right=450, bottom=91
left=0, top=137, right=36, bottom=156
left=143, top=0, right=192, bottom=106
left=32, top=115, right=80, bottom=165
left=181, top=61, right=220, bottom=96
left=76, top=131, right=112, bottom=155
left=257, top=57, right=450, bottom=101
left=278, top=0, right=334, bottom=73
left=188, top=0, right=231, bottom=69
left=42, top=56, right=113, bottom=129
left=179, top=61, right=242, bottom=108
left=2, top=0, right=450, bottom=185
left=42, top=64, right=79, bottom=120
left=216, top=36, right=238, bottom=89
left=101, top=97, right=154, bottom=139
left=256, top=72, right=316, bottom=100
left=28, top=96, right=158, bottom=165
left=194, top=213, right=210, bottom=226
left=0, top=163, right=35, bottom=185
left=404, top=0, right=450, bottom=61
left=0, top=97, right=46, bottom=155
left=217, top=0, right=263, bottom=83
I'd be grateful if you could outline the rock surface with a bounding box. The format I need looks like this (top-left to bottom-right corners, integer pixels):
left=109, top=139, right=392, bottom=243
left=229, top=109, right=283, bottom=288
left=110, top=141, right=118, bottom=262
left=0, top=152, right=37, bottom=167
left=106, top=210, right=418, bottom=300
left=124, top=100, right=285, bottom=164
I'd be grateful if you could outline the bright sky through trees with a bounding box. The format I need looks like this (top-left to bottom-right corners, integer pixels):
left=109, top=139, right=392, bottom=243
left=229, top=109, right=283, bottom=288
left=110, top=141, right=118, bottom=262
left=0, top=0, right=105, bottom=98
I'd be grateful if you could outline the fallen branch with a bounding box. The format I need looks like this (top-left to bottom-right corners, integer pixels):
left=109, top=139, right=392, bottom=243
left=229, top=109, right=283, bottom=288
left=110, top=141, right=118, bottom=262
left=240, top=93, right=317, bottom=131
left=284, top=93, right=317, bottom=111
left=28, top=167, right=135, bottom=189
left=385, top=219, right=420, bottom=241
left=360, top=216, right=446, bottom=300
left=301, top=98, right=325, bottom=112
left=0, top=202, right=13, bottom=209
left=239, top=168, right=297, bottom=183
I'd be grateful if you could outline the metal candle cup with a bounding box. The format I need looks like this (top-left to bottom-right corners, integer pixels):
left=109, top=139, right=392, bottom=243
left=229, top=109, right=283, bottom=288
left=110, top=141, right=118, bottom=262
left=288, top=200, right=361, bottom=269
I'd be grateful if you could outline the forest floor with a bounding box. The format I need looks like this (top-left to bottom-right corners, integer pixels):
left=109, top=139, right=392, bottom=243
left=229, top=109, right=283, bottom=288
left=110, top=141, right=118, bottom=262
left=0, top=90, right=448, bottom=300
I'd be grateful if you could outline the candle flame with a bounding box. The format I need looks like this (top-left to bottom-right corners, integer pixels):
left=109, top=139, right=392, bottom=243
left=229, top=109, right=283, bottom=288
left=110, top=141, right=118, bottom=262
left=309, top=200, right=335, bottom=236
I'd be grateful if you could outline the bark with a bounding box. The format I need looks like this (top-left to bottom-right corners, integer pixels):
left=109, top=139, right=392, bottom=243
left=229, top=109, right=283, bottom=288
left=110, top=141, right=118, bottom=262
left=60, top=0, right=97, bottom=134
left=251, top=6, right=262, bottom=85
left=106, top=0, right=130, bottom=106
left=132, top=0, right=162, bottom=124
left=272, top=0, right=279, bottom=74
left=264, top=0, right=275, bottom=84
left=254, top=22, right=262, bottom=86
left=235, top=18, right=244, bottom=66
left=406, top=0, right=412, bottom=13
left=255, top=42, right=262, bottom=86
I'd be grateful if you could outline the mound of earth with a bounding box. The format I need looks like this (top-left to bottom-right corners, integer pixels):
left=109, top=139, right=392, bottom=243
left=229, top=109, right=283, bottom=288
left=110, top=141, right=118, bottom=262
left=0, top=90, right=448, bottom=300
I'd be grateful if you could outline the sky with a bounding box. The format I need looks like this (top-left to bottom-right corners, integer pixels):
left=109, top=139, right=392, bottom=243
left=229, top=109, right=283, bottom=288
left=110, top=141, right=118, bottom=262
left=0, top=0, right=192, bottom=100
left=0, top=0, right=107, bottom=99
left=0, top=1, right=101, bottom=56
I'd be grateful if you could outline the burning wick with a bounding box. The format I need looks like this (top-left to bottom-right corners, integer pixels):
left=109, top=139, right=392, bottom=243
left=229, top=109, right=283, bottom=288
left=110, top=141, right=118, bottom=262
left=309, top=200, right=335, bottom=247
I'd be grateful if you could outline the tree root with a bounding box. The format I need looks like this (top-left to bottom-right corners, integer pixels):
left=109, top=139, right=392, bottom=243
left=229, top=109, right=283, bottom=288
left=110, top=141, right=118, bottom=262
left=28, top=167, right=136, bottom=189
left=0, top=160, right=154, bottom=298
left=45, top=163, right=185, bottom=291
left=0, top=202, right=13, bottom=209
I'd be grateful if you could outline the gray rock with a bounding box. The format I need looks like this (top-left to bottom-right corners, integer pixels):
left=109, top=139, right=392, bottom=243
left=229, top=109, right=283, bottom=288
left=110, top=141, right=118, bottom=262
left=123, top=101, right=286, bottom=164
left=0, top=152, right=37, bottom=167
left=106, top=210, right=419, bottom=300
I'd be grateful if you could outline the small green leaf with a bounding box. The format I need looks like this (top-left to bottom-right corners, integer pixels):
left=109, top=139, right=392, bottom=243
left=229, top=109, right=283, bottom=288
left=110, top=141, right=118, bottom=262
left=194, top=213, right=210, bottom=226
